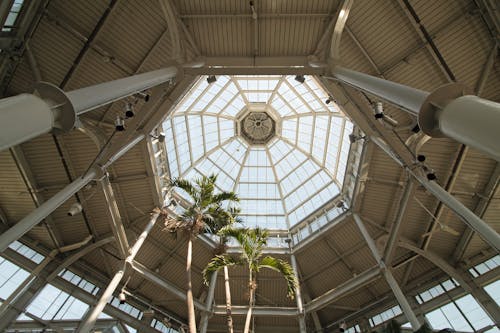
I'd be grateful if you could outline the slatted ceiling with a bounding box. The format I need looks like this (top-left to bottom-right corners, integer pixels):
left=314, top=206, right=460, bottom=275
left=82, top=191, right=114, bottom=236
left=340, top=29, right=378, bottom=75
left=47, top=0, right=108, bottom=39
left=258, top=18, right=326, bottom=56
left=453, top=151, right=497, bottom=195
left=58, top=133, right=99, bottom=176
left=295, top=241, right=339, bottom=274
left=406, top=256, right=437, bottom=282
left=94, top=0, right=166, bottom=72
left=348, top=247, right=378, bottom=273
left=20, top=134, right=68, bottom=187
left=29, top=18, right=84, bottom=87
left=385, top=48, right=448, bottom=92
left=409, top=0, right=470, bottom=34
left=434, top=16, right=492, bottom=89
left=6, top=58, right=35, bottom=95
left=348, top=1, right=420, bottom=70
left=307, top=262, right=355, bottom=298
left=185, top=18, right=252, bottom=56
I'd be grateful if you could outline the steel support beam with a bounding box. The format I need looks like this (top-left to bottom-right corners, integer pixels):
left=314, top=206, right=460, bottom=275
left=384, top=179, right=414, bottom=264
left=353, top=214, right=420, bottom=330
left=0, top=133, right=146, bottom=252
left=0, top=66, right=177, bottom=151
left=305, top=266, right=380, bottom=313
left=290, top=253, right=307, bottom=333
left=77, top=210, right=160, bottom=333
left=329, top=0, right=355, bottom=61
left=212, top=306, right=297, bottom=316
left=371, top=136, right=500, bottom=252
left=199, top=272, right=217, bottom=333
left=101, top=174, right=130, bottom=258
left=331, top=66, right=500, bottom=161
left=131, top=260, right=206, bottom=310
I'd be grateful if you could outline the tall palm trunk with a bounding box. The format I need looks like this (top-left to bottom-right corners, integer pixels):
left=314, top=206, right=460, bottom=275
left=186, top=237, right=197, bottom=333
left=243, top=273, right=255, bottom=333
left=223, top=265, right=234, bottom=333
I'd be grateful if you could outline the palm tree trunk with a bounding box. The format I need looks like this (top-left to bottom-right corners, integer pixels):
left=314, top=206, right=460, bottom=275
left=186, top=237, right=197, bottom=333
left=243, top=273, right=255, bottom=333
left=223, top=265, right=234, bottom=333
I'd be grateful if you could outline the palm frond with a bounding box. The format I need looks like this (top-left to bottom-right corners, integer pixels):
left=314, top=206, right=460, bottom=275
left=171, top=178, right=198, bottom=201
left=212, top=192, right=239, bottom=204
left=259, top=256, right=297, bottom=299
left=202, top=254, right=243, bottom=285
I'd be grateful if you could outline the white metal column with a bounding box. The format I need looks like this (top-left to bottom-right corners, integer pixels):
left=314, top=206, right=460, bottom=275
left=0, top=67, right=177, bottom=151
left=290, top=253, right=307, bottom=333
left=352, top=214, right=421, bottom=330
left=199, top=272, right=218, bottom=333
left=77, top=210, right=160, bottom=333
left=332, top=66, right=500, bottom=161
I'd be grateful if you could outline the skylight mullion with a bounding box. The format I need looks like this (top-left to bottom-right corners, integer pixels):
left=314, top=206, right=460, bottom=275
left=170, top=117, right=182, bottom=177
left=179, top=136, right=237, bottom=178
left=185, top=114, right=194, bottom=167
left=202, top=77, right=232, bottom=114
left=232, top=78, right=250, bottom=105
left=232, top=148, right=251, bottom=192
left=334, top=118, right=347, bottom=177
left=310, top=115, right=316, bottom=156
left=282, top=111, right=335, bottom=121
left=180, top=112, right=235, bottom=121
left=282, top=169, right=322, bottom=200
left=268, top=76, right=287, bottom=106
left=278, top=135, right=327, bottom=175
left=220, top=90, right=244, bottom=116
left=187, top=77, right=213, bottom=112
left=286, top=180, right=337, bottom=216
left=287, top=77, right=315, bottom=113
left=322, top=115, right=332, bottom=167
left=266, top=146, right=290, bottom=229
left=276, top=83, right=299, bottom=116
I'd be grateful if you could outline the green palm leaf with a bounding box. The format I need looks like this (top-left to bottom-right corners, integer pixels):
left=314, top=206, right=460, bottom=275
left=260, top=256, right=297, bottom=300
left=202, top=254, right=243, bottom=285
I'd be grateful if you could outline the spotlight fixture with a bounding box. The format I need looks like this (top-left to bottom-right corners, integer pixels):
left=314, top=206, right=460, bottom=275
left=417, top=154, right=426, bottom=162
left=427, top=173, right=437, bottom=181
left=150, top=133, right=166, bottom=143
left=125, top=103, right=134, bottom=118
left=348, top=134, right=366, bottom=143
left=68, top=203, right=83, bottom=216
left=207, top=75, right=217, bottom=84
left=134, top=91, right=150, bottom=102
left=115, top=116, right=125, bottom=131
left=325, top=96, right=335, bottom=104
left=294, top=75, right=305, bottom=83
left=411, top=124, right=420, bottom=133
left=339, top=322, right=347, bottom=332
left=118, top=291, right=126, bottom=304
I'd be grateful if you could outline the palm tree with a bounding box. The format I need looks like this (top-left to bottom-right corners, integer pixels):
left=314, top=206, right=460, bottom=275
left=203, top=228, right=297, bottom=333
left=161, top=174, right=239, bottom=333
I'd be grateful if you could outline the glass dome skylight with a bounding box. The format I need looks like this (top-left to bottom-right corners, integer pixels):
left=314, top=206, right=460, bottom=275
left=162, top=75, right=353, bottom=230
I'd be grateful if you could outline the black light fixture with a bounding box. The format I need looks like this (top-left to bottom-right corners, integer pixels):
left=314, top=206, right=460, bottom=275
left=125, top=103, right=134, bottom=118
left=115, top=116, right=125, bottom=131
left=417, top=154, right=426, bottom=162
left=325, top=96, right=335, bottom=104
left=348, top=134, right=366, bottom=144
left=207, top=75, right=217, bottom=84
left=151, top=132, right=166, bottom=143
left=294, top=75, right=305, bottom=83
left=134, top=91, right=150, bottom=102
left=339, top=322, right=347, bottom=332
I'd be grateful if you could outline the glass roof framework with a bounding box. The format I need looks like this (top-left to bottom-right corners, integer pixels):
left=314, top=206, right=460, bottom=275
left=163, top=75, right=353, bottom=230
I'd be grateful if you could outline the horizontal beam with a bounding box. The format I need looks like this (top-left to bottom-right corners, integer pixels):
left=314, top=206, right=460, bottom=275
left=212, top=305, right=298, bottom=316
left=306, top=266, right=380, bottom=312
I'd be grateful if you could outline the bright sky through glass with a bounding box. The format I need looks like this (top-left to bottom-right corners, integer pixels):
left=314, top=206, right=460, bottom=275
left=163, top=75, right=353, bottom=229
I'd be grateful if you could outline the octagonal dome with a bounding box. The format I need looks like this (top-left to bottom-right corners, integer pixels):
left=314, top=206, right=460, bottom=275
left=163, top=75, right=353, bottom=230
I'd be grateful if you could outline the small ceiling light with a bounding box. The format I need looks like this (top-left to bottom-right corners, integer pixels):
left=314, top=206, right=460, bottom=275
left=115, top=116, right=125, bottom=131
left=67, top=202, right=83, bottom=216
left=325, top=96, right=334, bottom=104
left=125, top=103, right=134, bottom=118
left=417, top=154, right=426, bottom=162
left=150, top=132, right=165, bottom=143
left=207, top=75, right=217, bottom=84
left=348, top=134, right=365, bottom=143
left=339, top=322, right=347, bottom=332
left=118, top=291, right=126, bottom=304
left=294, top=75, right=305, bottom=83
left=134, top=91, right=150, bottom=102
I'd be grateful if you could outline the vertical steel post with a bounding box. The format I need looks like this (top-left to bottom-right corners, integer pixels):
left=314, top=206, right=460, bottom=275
left=353, top=214, right=421, bottom=330
left=199, top=272, right=218, bottom=333
left=77, top=211, right=160, bottom=333
left=290, top=253, right=307, bottom=333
